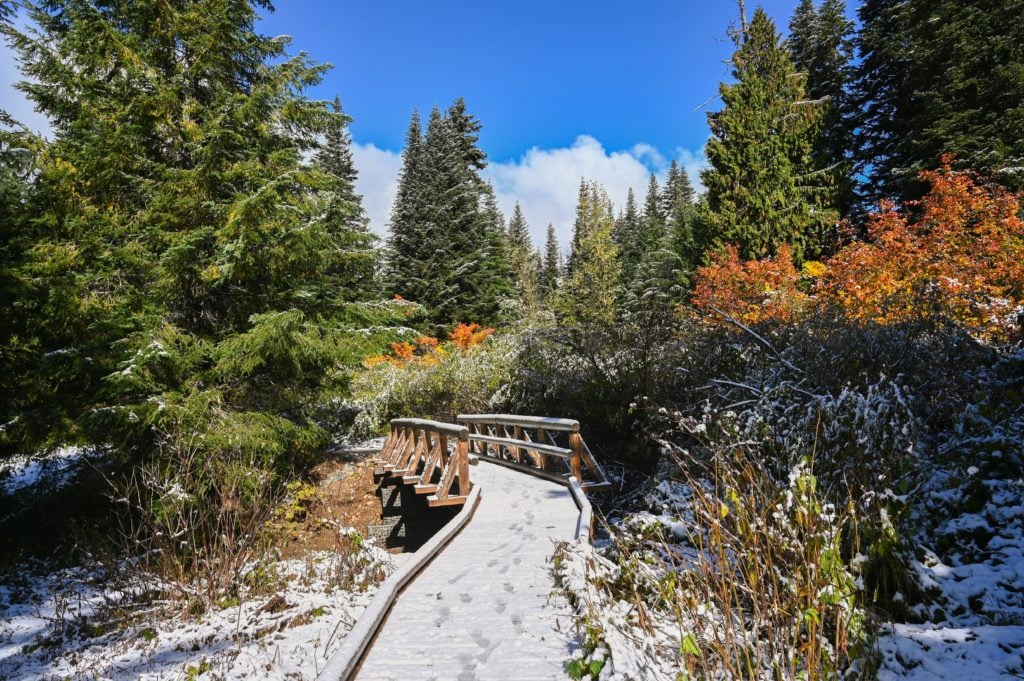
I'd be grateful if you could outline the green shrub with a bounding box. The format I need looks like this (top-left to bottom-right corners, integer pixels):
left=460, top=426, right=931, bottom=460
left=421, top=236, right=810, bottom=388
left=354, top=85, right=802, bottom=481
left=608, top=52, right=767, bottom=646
left=347, top=334, right=517, bottom=437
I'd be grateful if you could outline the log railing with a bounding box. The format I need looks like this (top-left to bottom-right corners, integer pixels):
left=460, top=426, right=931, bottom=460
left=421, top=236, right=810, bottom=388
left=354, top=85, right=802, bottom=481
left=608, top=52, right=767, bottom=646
left=373, top=418, right=474, bottom=507
left=456, top=414, right=612, bottom=492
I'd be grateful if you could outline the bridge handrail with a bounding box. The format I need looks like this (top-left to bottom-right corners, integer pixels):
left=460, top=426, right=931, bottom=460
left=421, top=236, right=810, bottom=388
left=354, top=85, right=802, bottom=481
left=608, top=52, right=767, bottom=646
left=389, top=418, right=469, bottom=439
left=374, top=418, right=472, bottom=507
left=456, top=413, right=580, bottom=432
left=456, top=413, right=612, bottom=493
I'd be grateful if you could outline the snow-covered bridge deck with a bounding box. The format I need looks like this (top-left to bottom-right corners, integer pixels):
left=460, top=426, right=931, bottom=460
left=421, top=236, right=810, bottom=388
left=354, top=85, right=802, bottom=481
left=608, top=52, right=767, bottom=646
left=354, top=459, right=583, bottom=679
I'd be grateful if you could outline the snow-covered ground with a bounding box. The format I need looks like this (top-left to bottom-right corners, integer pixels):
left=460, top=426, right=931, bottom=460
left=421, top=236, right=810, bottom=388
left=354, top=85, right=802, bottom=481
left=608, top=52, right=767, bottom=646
left=0, top=545, right=396, bottom=680
left=555, top=464, right=1024, bottom=679
left=877, top=624, right=1024, bottom=680
left=0, top=447, right=96, bottom=495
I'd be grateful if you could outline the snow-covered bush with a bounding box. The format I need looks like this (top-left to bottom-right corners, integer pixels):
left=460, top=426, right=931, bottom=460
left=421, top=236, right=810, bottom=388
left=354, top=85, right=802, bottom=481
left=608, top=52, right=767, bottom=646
left=347, top=331, right=517, bottom=437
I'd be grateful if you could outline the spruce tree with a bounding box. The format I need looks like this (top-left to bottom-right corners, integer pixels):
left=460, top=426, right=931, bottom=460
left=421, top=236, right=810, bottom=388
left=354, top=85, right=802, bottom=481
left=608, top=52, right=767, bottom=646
left=612, top=188, right=643, bottom=285
left=386, top=102, right=511, bottom=328
left=315, top=95, right=376, bottom=302
left=566, top=179, right=589, bottom=275
left=853, top=0, right=1024, bottom=203
left=699, top=8, right=837, bottom=262
left=557, top=182, right=621, bottom=327
left=387, top=110, right=426, bottom=299
left=506, top=203, right=541, bottom=317
left=3, top=0, right=370, bottom=465
left=789, top=0, right=856, bottom=219
left=541, top=223, right=562, bottom=299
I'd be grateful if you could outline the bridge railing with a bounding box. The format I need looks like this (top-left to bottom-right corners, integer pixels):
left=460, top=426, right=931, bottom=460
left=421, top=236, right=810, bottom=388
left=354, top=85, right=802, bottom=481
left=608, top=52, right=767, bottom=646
left=373, top=418, right=473, bottom=507
left=456, top=413, right=612, bottom=492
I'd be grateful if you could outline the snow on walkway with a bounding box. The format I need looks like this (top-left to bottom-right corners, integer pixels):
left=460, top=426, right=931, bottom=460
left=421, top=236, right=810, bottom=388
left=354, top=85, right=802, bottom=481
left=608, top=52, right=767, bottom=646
left=355, top=460, right=581, bottom=680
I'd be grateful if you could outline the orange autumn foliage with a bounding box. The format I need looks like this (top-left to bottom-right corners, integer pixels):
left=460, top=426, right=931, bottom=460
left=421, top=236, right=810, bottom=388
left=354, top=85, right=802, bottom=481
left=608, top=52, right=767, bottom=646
left=692, top=243, right=810, bottom=325
left=692, top=162, right=1024, bottom=338
left=818, top=162, right=1024, bottom=336
left=450, top=322, right=495, bottom=350
left=364, top=323, right=494, bottom=368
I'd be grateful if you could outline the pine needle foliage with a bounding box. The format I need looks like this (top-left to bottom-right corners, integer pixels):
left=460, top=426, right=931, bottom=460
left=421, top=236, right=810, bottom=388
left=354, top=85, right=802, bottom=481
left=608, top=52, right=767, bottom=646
left=699, top=8, right=839, bottom=263
left=0, top=0, right=398, bottom=474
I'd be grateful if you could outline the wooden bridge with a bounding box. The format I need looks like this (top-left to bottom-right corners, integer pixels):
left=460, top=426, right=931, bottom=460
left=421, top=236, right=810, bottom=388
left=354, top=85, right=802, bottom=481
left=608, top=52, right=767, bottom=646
left=319, top=414, right=610, bottom=680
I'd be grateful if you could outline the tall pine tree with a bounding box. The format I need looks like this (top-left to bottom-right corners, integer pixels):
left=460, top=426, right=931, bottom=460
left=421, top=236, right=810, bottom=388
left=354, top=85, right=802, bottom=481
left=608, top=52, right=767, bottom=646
left=315, top=95, right=377, bottom=302
left=557, top=182, right=621, bottom=327
left=506, top=203, right=542, bottom=318
left=612, top=188, right=643, bottom=285
left=386, top=102, right=512, bottom=328
left=699, top=8, right=837, bottom=262
left=3, top=0, right=381, bottom=466
left=541, top=223, right=562, bottom=299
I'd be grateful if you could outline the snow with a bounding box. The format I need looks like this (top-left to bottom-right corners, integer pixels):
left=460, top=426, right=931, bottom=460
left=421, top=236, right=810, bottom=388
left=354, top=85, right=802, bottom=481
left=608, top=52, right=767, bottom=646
left=0, top=447, right=91, bottom=495
left=0, top=546, right=396, bottom=680
left=877, top=624, right=1024, bottom=680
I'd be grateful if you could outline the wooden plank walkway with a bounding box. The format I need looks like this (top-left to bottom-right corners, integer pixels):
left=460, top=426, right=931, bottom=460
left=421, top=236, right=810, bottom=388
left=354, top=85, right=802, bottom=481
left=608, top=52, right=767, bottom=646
left=355, top=460, right=581, bottom=680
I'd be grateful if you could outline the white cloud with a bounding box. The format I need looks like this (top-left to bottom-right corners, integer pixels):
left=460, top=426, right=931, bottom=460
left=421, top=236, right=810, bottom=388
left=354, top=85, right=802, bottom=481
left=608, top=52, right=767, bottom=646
left=352, top=142, right=402, bottom=237
left=483, top=135, right=707, bottom=252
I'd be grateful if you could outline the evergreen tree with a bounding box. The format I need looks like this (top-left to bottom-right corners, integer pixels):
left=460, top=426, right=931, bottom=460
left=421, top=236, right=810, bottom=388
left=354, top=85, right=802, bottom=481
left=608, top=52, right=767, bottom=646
left=447, top=96, right=487, bottom=172
left=566, top=179, right=589, bottom=275
left=386, top=102, right=511, bottom=328
left=853, top=0, right=1024, bottom=204
left=660, top=161, right=697, bottom=271
left=789, top=0, right=856, bottom=218
left=699, top=8, right=838, bottom=262
left=612, top=188, right=643, bottom=285
left=506, top=203, right=541, bottom=317
left=541, top=223, right=561, bottom=298
left=315, top=95, right=376, bottom=301
left=558, top=182, right=621, bottom=326
left=2, top=0, right=372, bottom=464
left=482, top=182, right=506, bottom=234
left=386, top=110, right=424, bottom=296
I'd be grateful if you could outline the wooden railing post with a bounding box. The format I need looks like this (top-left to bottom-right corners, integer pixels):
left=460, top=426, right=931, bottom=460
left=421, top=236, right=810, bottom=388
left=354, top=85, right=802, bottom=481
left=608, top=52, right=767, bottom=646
left=456, top=433, right=470, bottom=496
left=536, top=428, right=549, bottom=470
left=568, top=432, right=585, bottom=483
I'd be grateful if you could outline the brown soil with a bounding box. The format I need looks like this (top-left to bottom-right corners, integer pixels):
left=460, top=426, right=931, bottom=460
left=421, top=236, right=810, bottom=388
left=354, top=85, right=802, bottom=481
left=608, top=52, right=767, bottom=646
left=273, top=454, right=383, bottom=560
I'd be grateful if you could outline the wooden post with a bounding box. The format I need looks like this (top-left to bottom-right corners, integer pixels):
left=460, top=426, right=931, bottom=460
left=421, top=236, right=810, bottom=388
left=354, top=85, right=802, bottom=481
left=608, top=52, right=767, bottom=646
left=457, top=436, right=470, bottom=496
left=536, top=428, right=549, bottom=470
left=568, top=432, right=585, bottom=483
left=513, top=425, right=524, bottom=464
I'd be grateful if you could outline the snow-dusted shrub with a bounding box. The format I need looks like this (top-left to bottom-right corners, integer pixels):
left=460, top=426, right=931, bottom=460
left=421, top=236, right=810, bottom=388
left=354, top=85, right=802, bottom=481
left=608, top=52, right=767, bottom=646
left=116, top=420, right=286, bottom=608
left=507, top=318, right=681, bottom=467
left=557, top=447, right=872, bottom=679
left=347, top=332, right=517, bottom=437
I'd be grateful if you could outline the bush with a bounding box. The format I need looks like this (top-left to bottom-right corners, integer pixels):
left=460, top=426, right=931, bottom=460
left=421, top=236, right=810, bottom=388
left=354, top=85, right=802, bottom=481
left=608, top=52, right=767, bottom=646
left=691, top=162, right=1024, bottom=342
left=347, top=327, right=516, bottom=437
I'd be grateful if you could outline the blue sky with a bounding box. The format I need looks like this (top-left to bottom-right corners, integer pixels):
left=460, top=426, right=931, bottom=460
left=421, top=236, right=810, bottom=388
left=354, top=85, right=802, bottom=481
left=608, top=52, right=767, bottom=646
left=1, top=1, right=846, bottom=246
left=258, top=1, right=814, bottom=161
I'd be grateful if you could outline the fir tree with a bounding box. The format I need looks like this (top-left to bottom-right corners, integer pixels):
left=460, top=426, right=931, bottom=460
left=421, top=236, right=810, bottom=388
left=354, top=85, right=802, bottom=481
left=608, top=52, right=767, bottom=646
left=853, top=0, right=1024, bottom=203
left=386, top=102, right=511, bottom=328
left=558, top=183, right=621, bottom=326
left=541, top=223, right=562, bottom=298
left=2, top=0, right=371, bottom=463
left=315, top=95, right=376, bottom=301
left=612, top=188, right=643, bottom=285
left=506, top=203, right=541, bottom=317
left=566, top=179, right=589, bottom=275
left=699, top=8, right=838, bottom=262
left=482, top=182, right=506, bottom=234
left=387, top=110, right=426, bottom=299
left=789, top=0, right=856, bottom=219
left=632, top=174, right=667, bottom=280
